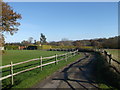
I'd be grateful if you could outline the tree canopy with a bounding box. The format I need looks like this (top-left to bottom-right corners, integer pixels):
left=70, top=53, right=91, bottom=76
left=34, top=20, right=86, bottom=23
left=0, top=2, right=22, bottom=35
left=0, top=34, right=4, bottom=46
left=28, top=37, right=33, bottom=43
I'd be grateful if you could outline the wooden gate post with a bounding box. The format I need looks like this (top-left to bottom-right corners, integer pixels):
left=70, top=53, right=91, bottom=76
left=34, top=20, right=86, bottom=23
left=10, top=61, right=13, bottom=85
left=40, top=56, right=42, bottom=71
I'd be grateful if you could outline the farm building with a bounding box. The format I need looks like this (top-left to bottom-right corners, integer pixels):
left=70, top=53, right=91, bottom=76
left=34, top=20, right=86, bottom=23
left=19, top=46, right=27, bottom=50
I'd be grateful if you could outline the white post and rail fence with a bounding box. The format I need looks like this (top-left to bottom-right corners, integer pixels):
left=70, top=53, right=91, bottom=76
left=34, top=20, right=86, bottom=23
left=0, top=50, right=78, bottom=85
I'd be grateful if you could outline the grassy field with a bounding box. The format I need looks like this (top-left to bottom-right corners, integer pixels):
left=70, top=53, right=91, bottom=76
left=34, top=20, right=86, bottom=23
left=2, top=50, right=66, bottom=65
left=2, top=50, right=83, bottom=89
left=105, top=49, right=120, bottom=62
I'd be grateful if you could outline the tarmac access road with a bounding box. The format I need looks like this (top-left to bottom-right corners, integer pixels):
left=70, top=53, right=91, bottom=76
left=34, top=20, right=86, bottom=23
left=32, top=52, right=99, bottom=90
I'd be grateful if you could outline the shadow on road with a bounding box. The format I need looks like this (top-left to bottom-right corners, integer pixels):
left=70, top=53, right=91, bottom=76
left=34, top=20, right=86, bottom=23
left=52, top=53, right=100, bottom=89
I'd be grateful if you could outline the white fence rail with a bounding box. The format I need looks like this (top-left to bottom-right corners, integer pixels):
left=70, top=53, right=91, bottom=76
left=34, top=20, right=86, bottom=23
left=0, top=50, right=78, bottom=85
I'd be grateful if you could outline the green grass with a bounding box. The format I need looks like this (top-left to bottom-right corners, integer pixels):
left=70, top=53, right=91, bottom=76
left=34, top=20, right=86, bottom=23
left=2, top=50, right=66, bottom=65
left=2, top=50, right=83, bottom=89
left=105, top=49, right=120, bottom=62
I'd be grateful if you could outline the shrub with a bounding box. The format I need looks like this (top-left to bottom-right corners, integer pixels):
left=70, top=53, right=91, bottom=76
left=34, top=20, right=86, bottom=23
left=41, top=45, right=52, bottom=50
left=5, top=45, right=19, bottom=50
left=51, top=45, right=76, bottom=49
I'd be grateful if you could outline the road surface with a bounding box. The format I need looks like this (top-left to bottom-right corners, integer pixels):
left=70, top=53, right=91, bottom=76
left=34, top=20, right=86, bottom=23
left=32, top=53, right=99, bottom=89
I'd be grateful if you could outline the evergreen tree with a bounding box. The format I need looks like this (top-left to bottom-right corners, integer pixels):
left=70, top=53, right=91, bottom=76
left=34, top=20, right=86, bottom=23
left=40, top=33, right=47, bottom=45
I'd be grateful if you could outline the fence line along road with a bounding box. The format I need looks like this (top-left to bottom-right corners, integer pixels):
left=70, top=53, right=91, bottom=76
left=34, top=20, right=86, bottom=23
left=0, top=50, right=78, bottom=85
left=95, top=49, right=120, bottom=74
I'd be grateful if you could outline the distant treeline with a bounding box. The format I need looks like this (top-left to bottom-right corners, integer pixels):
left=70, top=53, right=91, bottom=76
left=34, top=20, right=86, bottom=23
left=5, top=36, right=119, bottom=49
left=88, top=35, right=119, bottom=49
left=50, top=35, right=119, bottom=49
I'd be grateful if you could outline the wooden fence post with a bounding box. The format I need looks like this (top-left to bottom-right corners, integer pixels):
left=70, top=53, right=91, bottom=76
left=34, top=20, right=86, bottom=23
left=10, top=61, right=13, bottom=85
left=70, top=52, right=72, bottom=57
left=70, top=52, right=73, bottom=57
left=55, top=54, right=58, bottom=64
left=104, top=51, right=107, bottom=61
left=108, top=54, right=112, bottom=64
left=40, top=56, right=42, bottom=71
left=76, top=50, right=77, bottom=55
left=65, top=53, right=67, bottom=61
left=77, top=49, right=79, bottom=54
left=67, top=52, right=69, bottom=58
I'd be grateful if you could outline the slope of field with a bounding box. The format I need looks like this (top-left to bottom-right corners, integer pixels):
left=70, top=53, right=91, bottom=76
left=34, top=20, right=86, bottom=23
left=105, top=49, right=120, bottom=62
left=2, top=50, right=66, bottom=65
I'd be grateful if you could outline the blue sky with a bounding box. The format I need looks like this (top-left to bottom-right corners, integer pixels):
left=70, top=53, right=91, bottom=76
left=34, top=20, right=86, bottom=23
left=5, top=2, right=118, bottom=43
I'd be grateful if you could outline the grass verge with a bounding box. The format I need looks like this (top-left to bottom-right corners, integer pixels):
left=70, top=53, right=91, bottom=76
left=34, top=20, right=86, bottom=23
left=92, top=52, right=120, bottom=89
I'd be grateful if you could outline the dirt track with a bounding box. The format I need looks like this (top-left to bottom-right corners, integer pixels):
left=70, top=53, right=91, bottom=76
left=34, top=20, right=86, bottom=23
left=32, top=53, right=99, bottom=89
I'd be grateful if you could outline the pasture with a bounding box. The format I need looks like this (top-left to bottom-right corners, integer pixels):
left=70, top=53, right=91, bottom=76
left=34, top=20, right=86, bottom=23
left=2, top=50, right=66, bottom=65
left=105, top=49, right=120, bottom=62
left=2, top=50, right=83, bottom=89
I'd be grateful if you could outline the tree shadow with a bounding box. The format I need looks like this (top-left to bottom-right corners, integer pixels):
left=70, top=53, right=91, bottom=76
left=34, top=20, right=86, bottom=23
left=52, top=53, right=100, bottom=89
